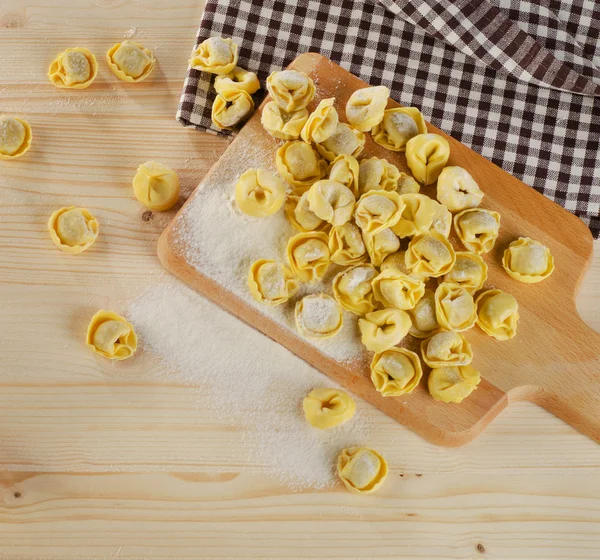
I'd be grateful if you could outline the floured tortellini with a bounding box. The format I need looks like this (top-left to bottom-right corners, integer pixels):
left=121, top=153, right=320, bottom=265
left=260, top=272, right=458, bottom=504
left=48, top=47, right=98, bottom=89
left=443, top=252, right=488, bottom=293
left=391, top=193, right=436, bottom=238
left=303, top=388, right=356, bottom=429
left=371, top=107, right=427, bottom=151
left=428, top=365, right=480, bottom=403
left=502, top=237, right=554, bottom=283
left=454, top=208, right=501, bottom=254
left=248, top=259, right=299, bottom=305
left=421, top=331, right=473, bottom=368
left=261, top=102, right=308, bottom=141
left=315, top=123, right=365, bottom=162
left=358, top=308, right=411, bottom=353
left=372, top=269, right=425, bottom=311
left=405, top=231, right=456, bottom=278
left=285, top=189, right=329, bottom=232
left=437, top=167, right=484, bottom=212
left=358, top=157, right=400, bottom=194
left=407, top=289, right=440, bottom=339
left=48, top=206, right=99, bottom=254
left=429, top=199, right=452, bottom=237
left=370, top=347, right=423, bottom=397
left=405, top=133, right=450, bottom=185
left=362, top=228, right=400, bottom=267
left=276, top=140, right=328, bottom=188
left=132, top=161, right=180, bottom=211
left=397, top=172, right=420, bottom=194
left=328, top=154, right=360, bottom=197
left=307, top=180, right=355, bottom=226
left=354, top=190, right=404, bottom=235
left=267, top=70, right=315, bottom=112
left=107, top=41, right=155, bottom=82
left=435, top=282, right=477, bottom=332
left=380, top=251, right=410, bottom=274
left=476, top=289, right=519, bottom=340
left=286, top=232, right=330, bottom=283
left=345, top=86, right=390, bottom=132
left=86, top=310, right=137, bottom=360
left=0, top=115, right=32, bottom=159
left=295, top=293, right=343, bottom=339
left=329, top=222, right=368, bottom=266
left=332, top=264, right=378, bottom=315
left=190, top=36, right=238, bottom=74
left=212, top=89, right=254, bottom=129
left=215, top=66, right=260, bottom=95
left=235, top=168, right=286, bottom=217
left=301, top=98, right=339, bottom=144
left=337, top=447, right=388, bottom=495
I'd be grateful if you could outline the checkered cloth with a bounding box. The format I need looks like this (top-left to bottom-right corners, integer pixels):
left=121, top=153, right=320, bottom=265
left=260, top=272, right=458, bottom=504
left=177, top=0, right=600, bottom=236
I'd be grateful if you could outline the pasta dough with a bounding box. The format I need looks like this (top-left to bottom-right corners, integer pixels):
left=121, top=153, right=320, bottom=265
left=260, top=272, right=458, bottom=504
left=261, top=102, right=308, bottom=141
left=107, top=41, right=155, bottom=82
left=212, top=89, right=254, bottom=129
left=454, top=208, right=501, bottom=254
left=397, top=172, right=421, bottom=194
left=332, top=263, right=378, bottom=315
left=428, top=365, right=480, bottom=403
left=337, top=447, right=388, bottom=494
left=286, top=231, right=331, bottom=283
left=86, top=310, right=137, bottom=360
left=372, top=268, right=425, bottom=310
left=132, top=161, right=180, bottom=211
left=190, top=37, right=238, bottom=74
left=329, top=222, right=368, bottom=266
left=371, top=107, right=427, bottom=151
left=328, top=154, right=360, bottom=197
left=215, top=66, right=260, bottom=95
left=315, top=122, right=365, bottom=162
left=435, top=282, right=477, bottom=332
left=295, top=293, right=343, bottom=338
left=405, top=133, right=450, bottom=185
left=301, top=98, right=339, bottom=144
left=502, top=237, right=554, bottom=283
left=358, top=157, right=400, bottom=194
left=276, top=141, right=328, bottom=188
left=307, top=180, right=356, bottom=226
left=266, top=70, right=315, bottom=111
left=421, top=331, right=473, bottom=367
left=363, top=228, right=400, bottom=267
left=443, top=252, right=488, bottom=293
left=248, top=259, right=299, bottom=305
left=285, top=189, right=329, bottom=232
left=303, top=388, right=356, bottom=429
left=405, top=231, right=456, bottom=278
left=235, top=168, right=286, bottom=217
left=391, top=193, right=436, bottom=238
left=48, top=47, right=98, bottom=89
left=437, top=166, right=484, bottom=212
left=354, top=190, right=404, bottom=234
left=0, top=115, right=32, bottom=159
left=370, top=347, right=423, bottom=397
left=48, top=206, right=99, bottom=254
left=407, top=289, right=440, bottom=338
left=476, top=289, right=519, bottom=340
left=380, top=251, right=410, bottom=274
left=429, top=199, right=452, bottom=237
left=345, top=86, right=390, bottom=132
left=358, top=308, right=411, bottom=353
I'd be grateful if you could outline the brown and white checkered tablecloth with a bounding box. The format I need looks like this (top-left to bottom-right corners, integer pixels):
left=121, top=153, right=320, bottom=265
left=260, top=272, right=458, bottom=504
left=177, top=0, right=600, bottom=236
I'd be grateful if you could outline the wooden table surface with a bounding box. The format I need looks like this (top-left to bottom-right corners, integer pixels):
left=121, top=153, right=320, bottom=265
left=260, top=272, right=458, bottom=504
left=1, top=1, right=599, bottom=558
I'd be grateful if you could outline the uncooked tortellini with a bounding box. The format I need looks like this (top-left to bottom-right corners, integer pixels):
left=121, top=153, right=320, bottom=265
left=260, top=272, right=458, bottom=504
left=476, top=289, right=519, bottom=340
left=421, top=331, right=473, bottom=368
left=261, top=102, right=308, bottom=141
left=107, top=41, right=155, bottom=82
left=407, top=289, right=440, bottom=339
left=295, top=293, right=343, bottom=339
left=405, top=231, right=456, bottom=278
left=372, top=269, right=425, bottom=310
left=48, top=206, right=99, bottom=254
left=286, top=232, right=330, bottom=283
left=315, top=123, right=365, bottom=162
left=329, top=222, right=367, bottom=266
left=397, top=172, right=421, bottom=194
left=437, top=166, right=484, bottom=212
left=48, top=47, right=98, bottom=89
left=332, top=264, right=378, bottom=315
left=362, top=228, right=400, bottom=267
left=358, top=157, right=400, bottom=194
left=215, top=67, right=260, bottom=95
left=212, top=89, right=254, bottom=129
left=285, top=189, right=328, bottom=232
left=502, top=237, right=554, bottom=283
left=354, top=190, right=404, bottom=235
left=380, top=251, right=410, bottom=274
left=86, top=310, right=137, bottom=360
left=345, top=86, right=390, bottom=132
left=301, top=98, right=339, bottom=144
left=303, top=388, right=356, bottom=429
left=132, top=161, right=180, bottom=211
left=328, top=154, right=360, bottom=197
left=337, top=447, right=388, bottom=495
left=276, top=141, right=328, bottom=188
left=190, top=37, right=238, bottom=74
left=0, top=115, right=32, bottom=159
left=428, top=365, right=481, bottom=403
left=371, top=107, right=427, bottom=151
left=307, top=180, right=355, bottom=226
left=370, top=347, right=423, bottom=397
left=358, top=308, right=411, bottom=353
left=235, top=168, right=286, bottom=217
left=435, top=282, right=477, bottom=332
left=429, top=199, right=452, bottom=237
left=248, top=259, right=299, bottom=305
left=267, top=70, right=315, bottom=112
left=405, top=133, right=450, bottom=185
left=443, top=252, right=488, bottom=293
left=391, top=193, right=436, bottom=238
left=454, top=208, right=501, bottom=254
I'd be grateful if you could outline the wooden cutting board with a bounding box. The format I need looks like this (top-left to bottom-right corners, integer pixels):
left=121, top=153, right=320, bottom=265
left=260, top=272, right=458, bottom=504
left=158, top=53, right=600, bottom=447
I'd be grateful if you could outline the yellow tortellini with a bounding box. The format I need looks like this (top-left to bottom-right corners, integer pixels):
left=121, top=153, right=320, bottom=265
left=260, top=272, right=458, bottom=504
left=295, top=293, right=343, bottom=339
left=266, top=70, right=315, bottom=112
left=328, top=154, right=360, bottom=197
left=285, top=189, right=329, bottom=232
left=48, top=47, right=98, bottom=89
left=454, top=208, right=501, bottom=254
left=212, top=89, right=254, bottom=129
left=214, top=66, right=260, bottom=95
left=354, top=190, right=404, bottom=235
left=358, top=157, right=400, bottom=194
left=428, top=365, right=481, bottom=403
left=502, top=237, right=554, bottom=283
left=107, top=41, right=155, bottom=82
left=248, top=259, right=299, bottom=305
left=371, top=107, right=427, bottom=151
left=86, top=310, right=137, bottom=360
left=476, top=289, right=519, bottom=341
left=370, top=347, right=423, bottom=397
left=362, top=228, right=400, bottom=267
left=276, top=140, right=328, bottom=188
left=405, top=230, right=456, bottom=278
left=0, top=115, right=32, bottom=159
left=235, top=168, right=286, bottom=217
left=337, top=447, right=388, bottom=495
left=358, top=308, right=411, bottom=353
left=300, top=98, right=339, bottom=144
left=380, top=250, right=410, bottom=274
left=332, top=264, right=378, bottom=315
left=437, top=166, right=484, bottom=213
left=315, top=123, right=365, bottom=162
left=435, top=282, right=477, bottom=332
left=303, top=388, right=356, bottom=429
left=405, top=133, right=450, bottom=185
left=372, top=268, right=425, bottom=311
left=132, top=161, right=180, bottom=211
left=286, top=231, right=331, bottom=283
left=328, top=222, right=368, bottom=266
left=407, top=289, right=440, bottom=339
left=307, top=180, right=355, bottom=227
left=443, top=252, right=488, bottom=293
left=429, top=199, right=452, bottom=237
left=190, top=36, right=238, bottom=74
left=48, top=206, right=99, bottom=254
left=391, top=193, right=436, bottom=238
left=345, top=86, right=390, bottom=132
left=261, top=102, right=308, bottom=141
left=421, top=331, right=473, bottom=368
left=397, top=172, right=421, bottom=194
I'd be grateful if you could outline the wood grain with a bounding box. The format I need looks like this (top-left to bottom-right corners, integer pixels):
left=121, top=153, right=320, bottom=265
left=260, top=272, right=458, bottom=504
left=1, top=1, right=600, bottom=558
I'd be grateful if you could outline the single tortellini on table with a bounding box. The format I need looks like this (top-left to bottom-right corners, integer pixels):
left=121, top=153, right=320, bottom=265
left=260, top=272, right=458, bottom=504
left=285, top=189, right=328, bottom=232
left=405, top=230, right=456, bottom=278
left=300, top=98, right=339, bottom=144
left=0, top=115, right=32, bottom=160
left=337, top=447, right=388, bottom=495
left=397, top=172, right=421, bottom=194
left=307, top=180, right=355, bottom=226
left=286, top=231, right=330, bottom=283
left=391, top=193, right=436, bottom=238
left=358, top=157, right=400, bottom=194
left=405, top=133, right=450, bottom=185
left=435, top=282, right=477, bottom=332
left=428, top=364, right=480, bottom=403
left=329, top=221, right=368, bottom=266
left=476, top=289, right=519, bottom=340
left=303, top=388, right=356, bottom=429
left=189, top=36, right=238, bottom=74
left=215, top=66, right=260, bottom=95
left=276, top=140, right=328, bottom=188
left=421, top=330, right=473, bottom=368
left=315, top=122, right=365, bottom=162
left=48, top=47, right=98, bottom=89
left=235, top=168, right=286, bottom=217
left=48, top=206, right=99, bottom=254
left=261, top=102, right=308, bottom=141
left=371, top=107, right=427, bottom=151
left=370, top=347, right=423, bottom=397
left=407, top=289, right=440, bottom=339
left=132, top=161, right=180, bottom=211
left=332, top=263, right=378, bottom=315
left=295, top=293, right=343, bottom=339
left=248, top=259, right=299, bottom=306
left=454, top=208, right=501, bottom=254
left=380, top=250, right=410, bottom=274
left=86, top=310, right=137, bottom=360
left=437, top=166, right=484, bottom=212
left=372, top=268, right=425, bottom=311
left=443, top=252, right=488, bottom=293
left=266, top=69, right=315, bottom=112
left=358, top=308, right=411, bottom=353
left=107, top=41, right=155, bottom=82
left=429, top=199, right=452, bottom=237
left=328, top=154, right=360, bottom=197
left=345, top=86, right=390, bottom=132
left=354, top=190, right=404, bottom=235
left=362, top=228, right=400, bottom=267
left=212, top=89, right=254, bottom=129
left=502, top=237, right=554, bottom=283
